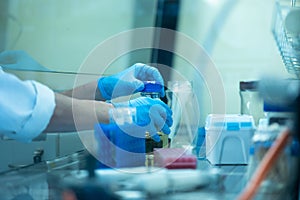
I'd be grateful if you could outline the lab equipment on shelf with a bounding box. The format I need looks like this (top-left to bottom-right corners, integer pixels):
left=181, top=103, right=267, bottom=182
left=272, top=0, right=300, bottom=78
left=205, top=114, right=255, bottom=165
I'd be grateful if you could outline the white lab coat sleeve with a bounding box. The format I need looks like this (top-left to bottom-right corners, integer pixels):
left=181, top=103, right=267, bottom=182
left=0, top=67, right=56, bottom=142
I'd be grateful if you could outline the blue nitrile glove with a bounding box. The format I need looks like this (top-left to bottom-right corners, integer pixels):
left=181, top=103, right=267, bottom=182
left=0, top=50, right=49, bottom=71
left=98, top=63, right=165, bottom=100
left=113, top=97, right=173, bottom=142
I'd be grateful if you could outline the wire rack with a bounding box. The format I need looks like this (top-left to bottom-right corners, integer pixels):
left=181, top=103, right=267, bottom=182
left=272, top=0, right=300, bottom=78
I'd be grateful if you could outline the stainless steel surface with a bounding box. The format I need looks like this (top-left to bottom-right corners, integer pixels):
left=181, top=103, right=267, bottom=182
left=1, top=154, right=297, bottom=200
left=46, top=150, right=87, bottom=171
left=0, top=150, right=88, bottom=199
left=0, top=132, right=85, bottom=173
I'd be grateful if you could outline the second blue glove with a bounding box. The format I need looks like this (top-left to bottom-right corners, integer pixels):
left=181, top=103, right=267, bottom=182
left=113, top=97, right=173, bottom=142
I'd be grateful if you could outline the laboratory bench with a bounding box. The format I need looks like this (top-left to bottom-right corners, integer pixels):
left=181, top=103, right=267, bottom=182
left=0, top=150, right=295, bottom=200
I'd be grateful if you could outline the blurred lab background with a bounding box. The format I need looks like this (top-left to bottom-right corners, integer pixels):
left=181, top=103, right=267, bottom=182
left=0, top=0, right=292, bottom=112
left=0, top=0, right=299, bottom=199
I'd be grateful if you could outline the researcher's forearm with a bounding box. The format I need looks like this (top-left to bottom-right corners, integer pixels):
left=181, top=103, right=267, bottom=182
left=61, top=81, right=105, bottom=101
left=44, top=93, right=113, bottom=133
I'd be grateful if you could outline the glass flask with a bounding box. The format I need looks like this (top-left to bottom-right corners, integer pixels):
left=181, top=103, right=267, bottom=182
left=166, top=81, right=198, bottom=150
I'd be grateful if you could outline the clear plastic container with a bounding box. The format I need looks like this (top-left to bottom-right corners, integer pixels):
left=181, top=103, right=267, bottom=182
left=166, top=81, right=199, bottom=150
left=205, top=114, right=255, bottom=165
left=239, top=81, right=264, bottom=126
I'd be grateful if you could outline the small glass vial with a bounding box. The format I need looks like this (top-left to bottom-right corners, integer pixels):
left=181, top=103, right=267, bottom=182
left=140, top=81, right=162, bottom=99
left=141, top=81, right=169, bottom=167
left=239, top=81, right=264, bottom=126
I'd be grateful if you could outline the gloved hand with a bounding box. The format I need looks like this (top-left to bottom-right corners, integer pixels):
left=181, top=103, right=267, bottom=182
left=113, top=97, right=173, bottom=142
left=98, top=63, right=164, bottom=100
left=0, top=50, right=49, bottom=71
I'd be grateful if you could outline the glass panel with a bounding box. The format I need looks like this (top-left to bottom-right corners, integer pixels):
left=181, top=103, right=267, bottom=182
left=1, top=0, right=157, bottom=74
